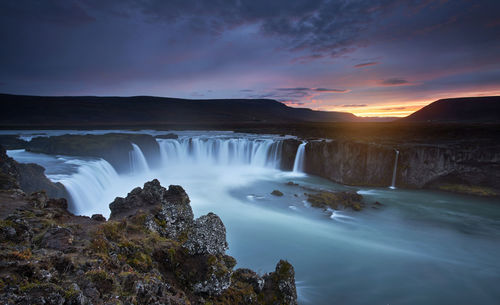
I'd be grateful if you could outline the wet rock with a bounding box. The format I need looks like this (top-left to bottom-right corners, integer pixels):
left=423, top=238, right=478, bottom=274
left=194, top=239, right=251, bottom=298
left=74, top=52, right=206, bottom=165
left=280, top=139, right=302, bottom=170
left=183, top=213, right=228, bottom=256
left=306, top=190, right=364, bottom=211
left=286, top=181, right=299, bottom=186
left=271, top=190, right=284, bottom=196
left=156, top=133, right=179, bottom=139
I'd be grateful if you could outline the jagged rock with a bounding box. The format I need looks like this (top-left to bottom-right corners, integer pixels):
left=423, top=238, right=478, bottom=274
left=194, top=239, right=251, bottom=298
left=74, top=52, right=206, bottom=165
left=0, top=145, right=21, bottom=190
left=0, top=145, right=68, bottom=199
left=192, top=267, right=232, bottom=296
left=233, top=268, right=265, bottom=293
left=91, top=214, right=106, bottom=222
left=16, top=163, right=68, bottom=199
left=262, top=260, right=298, bottom=305
left=0, top=176, right=297, bottom=305
left=183, top=212, right=228, bottom=256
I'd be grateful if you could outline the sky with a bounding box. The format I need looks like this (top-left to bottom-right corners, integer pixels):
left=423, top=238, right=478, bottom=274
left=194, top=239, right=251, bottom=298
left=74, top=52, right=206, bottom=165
left=0, top=0, right=499, bottom=117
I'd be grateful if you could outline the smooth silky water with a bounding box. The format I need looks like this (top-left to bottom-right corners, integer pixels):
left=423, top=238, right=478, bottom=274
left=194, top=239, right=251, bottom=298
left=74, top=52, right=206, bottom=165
left=5, top=130, right=500, bottom=305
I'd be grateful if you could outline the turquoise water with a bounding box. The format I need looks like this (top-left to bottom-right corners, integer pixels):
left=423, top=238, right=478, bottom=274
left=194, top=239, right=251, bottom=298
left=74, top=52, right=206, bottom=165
left=5, top=130, right=500, bottom=305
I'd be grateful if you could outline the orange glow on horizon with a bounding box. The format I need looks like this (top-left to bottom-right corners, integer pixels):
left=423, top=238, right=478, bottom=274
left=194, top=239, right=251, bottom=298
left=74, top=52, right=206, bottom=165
left=308, top=90, right=500, bottom=117
left=321, top=101, right=430, bottom=117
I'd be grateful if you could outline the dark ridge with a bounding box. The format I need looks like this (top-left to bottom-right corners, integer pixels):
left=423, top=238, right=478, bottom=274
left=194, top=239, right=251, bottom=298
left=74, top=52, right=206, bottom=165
left=401, top=96, right=500, bottom=123
left=0, top=93, right=357, bottom=127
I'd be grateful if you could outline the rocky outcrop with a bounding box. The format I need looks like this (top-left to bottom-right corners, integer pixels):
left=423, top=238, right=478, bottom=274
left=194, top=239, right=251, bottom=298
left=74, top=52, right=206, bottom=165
left=184, top=213, right=228, bottom=256
left=304, top=140, right=395, bottom=187
left=306, top=190, right=364, bottom=211
left=156, top=133, right=179, bottom=139
left=0, top=178, right=298, bottom=304
left=0, top=145, right=68, bottom=199
left=0, top=135, right=28, bottom=150
left=26, top=133, right=160, bottom=173
left=280, top=139, right=301, bottom=170
left=301, top=139, right=500, bottom=196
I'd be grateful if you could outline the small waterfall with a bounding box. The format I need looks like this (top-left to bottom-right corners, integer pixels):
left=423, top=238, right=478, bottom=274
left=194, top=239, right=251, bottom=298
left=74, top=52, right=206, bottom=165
left=157, top=137, right=283, bottom=169
left=129, top=143, right=149, bottom=173
left=390, top=149, right=399, bottom=189
left=56, top=159, right=120, bottom=215
left=293, top=142, right=306, bottom=173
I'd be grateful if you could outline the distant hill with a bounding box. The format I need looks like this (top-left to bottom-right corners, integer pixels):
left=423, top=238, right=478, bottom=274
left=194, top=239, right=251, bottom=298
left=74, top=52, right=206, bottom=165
left=401, top=96, right=500, bottom=123
left=0, top=94, right=358, bottom=127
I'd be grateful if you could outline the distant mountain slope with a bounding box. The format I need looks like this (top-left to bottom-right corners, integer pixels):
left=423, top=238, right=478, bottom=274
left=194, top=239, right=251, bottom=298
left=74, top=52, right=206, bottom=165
left=402, top=96, right=500, bottom=123
left=0, top=94, right=357, bottom=127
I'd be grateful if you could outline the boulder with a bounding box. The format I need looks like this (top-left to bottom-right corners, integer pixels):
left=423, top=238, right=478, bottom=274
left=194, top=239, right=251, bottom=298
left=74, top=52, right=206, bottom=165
left=110, top=179, right=194, bottom=240
left=183, top=213, right=228, bottom=256
left=271, top=190, right=284, bottom=196
left=306, top=190, right=364, bottom=211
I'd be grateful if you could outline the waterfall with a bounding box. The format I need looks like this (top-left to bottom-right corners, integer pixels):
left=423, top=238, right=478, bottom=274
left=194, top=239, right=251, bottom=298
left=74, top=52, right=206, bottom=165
left=157, top=137, right=283, bottom=168
left=390, top=149, right=399, bottom=189
left=129, top=143, right=149, bottom=173
left=293, top=142, right=306, bottom=173
left=55, top=159, right=120, bottom=215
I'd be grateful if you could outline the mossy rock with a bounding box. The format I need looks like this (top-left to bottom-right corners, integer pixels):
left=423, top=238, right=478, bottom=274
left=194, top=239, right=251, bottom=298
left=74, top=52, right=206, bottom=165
left=271, top=190, right=284, bottom=197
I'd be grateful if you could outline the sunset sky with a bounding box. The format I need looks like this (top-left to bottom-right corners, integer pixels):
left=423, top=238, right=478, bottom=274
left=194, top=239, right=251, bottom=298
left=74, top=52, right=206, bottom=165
left=1, top=0, right=499, bottom=117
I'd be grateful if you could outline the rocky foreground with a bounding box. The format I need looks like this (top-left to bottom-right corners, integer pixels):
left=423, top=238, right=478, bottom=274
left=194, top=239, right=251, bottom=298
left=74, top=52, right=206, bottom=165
left=0, top=148, right=298, bottom=304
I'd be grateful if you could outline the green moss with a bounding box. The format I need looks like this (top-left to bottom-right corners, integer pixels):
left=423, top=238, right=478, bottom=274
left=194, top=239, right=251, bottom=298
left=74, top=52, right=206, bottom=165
left=101, top=221, right=126, bottom=241
left=153, top=217, right=167, bottom=228
left=271, top=190, right=284, bottom=196
left=89, top=237, right=109, bottom=253
left=64, top=286, right=80, bottom=299
left=85, top=269, right=114, bottom=293
left=438, top=184, right=497, bottom=197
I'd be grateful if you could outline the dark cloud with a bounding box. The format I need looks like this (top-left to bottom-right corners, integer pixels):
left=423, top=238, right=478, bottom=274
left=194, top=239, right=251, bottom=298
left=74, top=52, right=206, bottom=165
left=0, top=1, right=95, bottom=26
left=281, top=101, right=305, bottom=106
left=382, top=106, right=407, bottom=111
left=314, top=88, right=349, bottom=93
left=277, top=87, right=348, bottom=93
left=342, top=104, right=367, bottom=107
left=354, top=62, right=379, bottom=68
left=0, top=0, right=499, bottom=106
left=381, top=78, right=409, bottom=86
left=240, top=89, right=254, bottom=92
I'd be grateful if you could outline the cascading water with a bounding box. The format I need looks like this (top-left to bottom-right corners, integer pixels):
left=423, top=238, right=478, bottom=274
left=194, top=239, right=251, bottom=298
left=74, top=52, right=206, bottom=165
left=390, top=149, right=399, bottom=189
left=52, top=159, right=120, bottom=215
left=293, top=142, right=306, bottom=173
left=157, top=137, right=283, bottom=168
left=129, top=143, right=149, bottom=173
